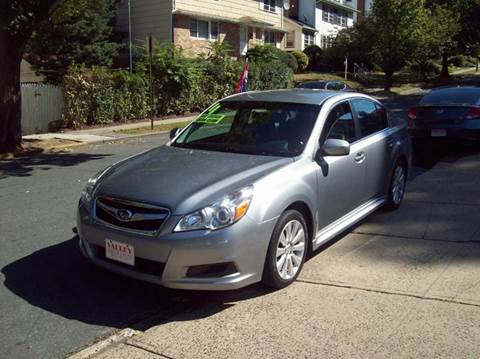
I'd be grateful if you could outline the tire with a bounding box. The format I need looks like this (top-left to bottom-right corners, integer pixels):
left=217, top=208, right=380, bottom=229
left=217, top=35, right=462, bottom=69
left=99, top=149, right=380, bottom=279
left=385, top=160, right=407, bottom=210
left=262, top=210, right=308, bottom=289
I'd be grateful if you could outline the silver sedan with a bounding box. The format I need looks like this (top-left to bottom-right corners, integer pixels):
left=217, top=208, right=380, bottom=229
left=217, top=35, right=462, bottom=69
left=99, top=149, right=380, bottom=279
left=77, top=89, right=411, bottom=290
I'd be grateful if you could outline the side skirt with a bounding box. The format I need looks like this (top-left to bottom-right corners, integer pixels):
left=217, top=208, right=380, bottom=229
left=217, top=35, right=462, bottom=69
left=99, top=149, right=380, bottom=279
left=312, top=197, right=386, bottom=251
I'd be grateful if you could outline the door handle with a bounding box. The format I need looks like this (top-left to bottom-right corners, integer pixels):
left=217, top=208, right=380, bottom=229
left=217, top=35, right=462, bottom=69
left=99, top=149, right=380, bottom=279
left=354, top=152, right=365, bottom=163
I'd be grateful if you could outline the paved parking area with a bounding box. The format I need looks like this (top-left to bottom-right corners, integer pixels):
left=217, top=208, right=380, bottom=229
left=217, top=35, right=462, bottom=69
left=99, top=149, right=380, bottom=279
left=90, top=147, right=480, bottom=358
left=2, top=131, right=480, bottom=359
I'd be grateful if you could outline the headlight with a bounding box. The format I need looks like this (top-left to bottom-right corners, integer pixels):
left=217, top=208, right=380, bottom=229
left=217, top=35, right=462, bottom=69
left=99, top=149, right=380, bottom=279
left=80, top=167, right=111, bottom=204
left=174, top=185, right=254, bottom=232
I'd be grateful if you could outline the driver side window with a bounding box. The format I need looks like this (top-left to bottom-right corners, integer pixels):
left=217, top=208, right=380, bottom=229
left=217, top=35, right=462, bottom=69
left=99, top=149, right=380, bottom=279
left=325, top=102, right=356, bottom=143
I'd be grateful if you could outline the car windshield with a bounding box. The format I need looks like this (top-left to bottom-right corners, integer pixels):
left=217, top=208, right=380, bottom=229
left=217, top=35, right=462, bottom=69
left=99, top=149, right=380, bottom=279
left=420, top=88, right=480, bottom=106
left=172, top=101, right=321, bottom=157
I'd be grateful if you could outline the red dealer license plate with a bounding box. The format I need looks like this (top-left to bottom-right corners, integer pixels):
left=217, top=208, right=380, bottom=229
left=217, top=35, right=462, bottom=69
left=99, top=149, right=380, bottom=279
left=105, top=238, right=134, bottom=266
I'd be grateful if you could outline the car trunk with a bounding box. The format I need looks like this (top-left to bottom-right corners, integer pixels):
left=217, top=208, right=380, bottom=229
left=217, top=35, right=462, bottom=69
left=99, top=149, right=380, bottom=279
left=416, top=106, right=470, bottom=126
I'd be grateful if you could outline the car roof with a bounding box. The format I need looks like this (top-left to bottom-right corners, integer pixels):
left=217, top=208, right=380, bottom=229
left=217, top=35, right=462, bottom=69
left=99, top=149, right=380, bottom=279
left=222, top=89, right=346, bottom=105
left=429, top=86, right=480, bottom=94
left=421, top=86, right=480, bottom=105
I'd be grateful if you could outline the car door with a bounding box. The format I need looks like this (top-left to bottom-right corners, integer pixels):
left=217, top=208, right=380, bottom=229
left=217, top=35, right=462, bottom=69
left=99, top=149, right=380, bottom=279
left=315, top=101, right=367, bottom=230
left=350, top=98, right=392, bottom=201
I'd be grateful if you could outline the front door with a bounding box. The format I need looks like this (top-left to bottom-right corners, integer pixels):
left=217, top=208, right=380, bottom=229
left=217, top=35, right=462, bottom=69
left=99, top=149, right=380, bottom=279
left=240, top=25, right=248, bottom=56
left=350, top=98, right=391, bottom=200
left=315, top=101, right=366, bottom=230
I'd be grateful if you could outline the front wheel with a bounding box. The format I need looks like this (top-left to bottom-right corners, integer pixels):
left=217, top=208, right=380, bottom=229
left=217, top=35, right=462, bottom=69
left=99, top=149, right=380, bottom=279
left=262, top=210, right=308, bottom=289
left=385, top=161, right=407, bottom=210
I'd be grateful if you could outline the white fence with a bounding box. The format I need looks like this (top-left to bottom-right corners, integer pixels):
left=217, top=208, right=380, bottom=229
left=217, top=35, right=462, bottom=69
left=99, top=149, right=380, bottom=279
left=21, top=84, right=64, bottom=135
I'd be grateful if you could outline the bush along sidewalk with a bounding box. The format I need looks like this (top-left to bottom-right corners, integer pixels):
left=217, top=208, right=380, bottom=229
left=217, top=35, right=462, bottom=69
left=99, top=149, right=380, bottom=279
left=61, top=42, right=296, bottom=129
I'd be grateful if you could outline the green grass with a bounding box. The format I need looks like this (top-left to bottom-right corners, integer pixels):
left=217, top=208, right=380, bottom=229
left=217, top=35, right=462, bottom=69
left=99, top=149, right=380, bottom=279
left=294, top=72, right=364, bottom=90
left=114, top=121, right=190, bottom=135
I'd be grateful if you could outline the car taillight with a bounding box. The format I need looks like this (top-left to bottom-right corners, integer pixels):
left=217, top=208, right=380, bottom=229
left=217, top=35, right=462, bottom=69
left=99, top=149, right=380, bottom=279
left=407, top=107, right=417, bottom=130
left=407, top=107, right=417, bottom=120
left=466, top=106, right=480, bottom=120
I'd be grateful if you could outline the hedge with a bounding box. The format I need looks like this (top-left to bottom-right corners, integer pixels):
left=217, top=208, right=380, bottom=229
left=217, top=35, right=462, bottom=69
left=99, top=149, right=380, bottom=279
left=62, top=43, right=295, bottom=128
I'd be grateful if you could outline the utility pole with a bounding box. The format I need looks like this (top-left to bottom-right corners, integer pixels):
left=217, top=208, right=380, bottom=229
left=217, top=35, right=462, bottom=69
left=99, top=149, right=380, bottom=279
left=128, top=0, right=133, bottom=73
left=147, top=34, right=154, bottom=130
left=344, top=55, right=348, bottom=80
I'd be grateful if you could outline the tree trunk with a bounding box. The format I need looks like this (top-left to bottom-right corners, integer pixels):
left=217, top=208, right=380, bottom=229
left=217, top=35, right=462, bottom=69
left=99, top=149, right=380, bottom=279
left=384, top=70, right=394, bottom=91
left=440, top=51, right=450, bottom=79
left=0, top=30, right=25, bottom=153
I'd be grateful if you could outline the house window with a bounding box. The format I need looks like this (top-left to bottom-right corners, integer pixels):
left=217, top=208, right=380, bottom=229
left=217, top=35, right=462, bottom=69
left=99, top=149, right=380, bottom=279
left=190, top=18, right=219, bottom=40
left=320, top=35, right=333, bottom=49
left=322, top=6, right=349, bottom=27
left=304, top=33, right=315, bottom=48
left=263, top=0, right=276, bottom=12
left=264, top=30, right=276, bottom=45
left=286, top=31, right=295, bottom=48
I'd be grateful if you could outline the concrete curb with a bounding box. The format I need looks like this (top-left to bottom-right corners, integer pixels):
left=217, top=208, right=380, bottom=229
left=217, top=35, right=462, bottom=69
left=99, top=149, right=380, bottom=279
left=66, top=328, right=141, bottom=359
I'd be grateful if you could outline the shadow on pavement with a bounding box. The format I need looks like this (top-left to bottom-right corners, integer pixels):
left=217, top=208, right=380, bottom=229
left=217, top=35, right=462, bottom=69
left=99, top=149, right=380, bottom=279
left=0, top=152, right=112, bottom=180
left=410, top=142, right=480, bottom=180
left=1, top=236, right=271, bottom=331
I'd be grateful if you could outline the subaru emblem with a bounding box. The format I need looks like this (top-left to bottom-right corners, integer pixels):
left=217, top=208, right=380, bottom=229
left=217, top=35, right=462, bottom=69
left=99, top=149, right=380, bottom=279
left=117, top=209, right=133, bottom=221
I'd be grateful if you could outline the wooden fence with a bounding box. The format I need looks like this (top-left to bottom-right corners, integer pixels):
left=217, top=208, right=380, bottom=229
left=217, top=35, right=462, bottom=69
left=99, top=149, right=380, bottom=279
left=21, top=83, right=64, bottom=135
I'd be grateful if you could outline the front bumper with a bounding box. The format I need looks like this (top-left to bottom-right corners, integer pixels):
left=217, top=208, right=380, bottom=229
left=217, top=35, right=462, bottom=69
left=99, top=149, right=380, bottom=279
left=77, top=201, right=277, bottom=290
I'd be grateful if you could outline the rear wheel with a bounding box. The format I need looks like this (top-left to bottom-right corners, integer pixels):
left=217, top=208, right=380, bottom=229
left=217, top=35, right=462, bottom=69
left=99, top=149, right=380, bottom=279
left=262, top=210, right=308, bottom=289
left=385, top=161, right=407, bottom=210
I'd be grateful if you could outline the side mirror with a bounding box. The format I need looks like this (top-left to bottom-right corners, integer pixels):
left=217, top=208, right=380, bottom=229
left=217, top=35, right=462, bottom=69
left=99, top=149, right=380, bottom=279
left=322, top=139, right=350, bottom=156
left=169, top=127, right=181, bottom=140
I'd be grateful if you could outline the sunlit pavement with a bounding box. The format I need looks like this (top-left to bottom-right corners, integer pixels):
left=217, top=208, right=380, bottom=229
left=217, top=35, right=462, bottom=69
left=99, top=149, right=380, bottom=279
left=90, top=145, right=480, bottom=359
left=2, top=112, right=480, bottom=358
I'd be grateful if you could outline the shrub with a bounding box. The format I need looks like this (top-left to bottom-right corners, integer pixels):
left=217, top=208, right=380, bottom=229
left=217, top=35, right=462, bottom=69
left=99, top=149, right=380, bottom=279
left=247, top=45, right=294, bottom=90
left=303, top=45, right=323, bottom=71
left=449, top=55, right=475, bottom=67
left=249, top=62, right=294, bottom=90
left=62, top=65, right=149, bottom=127
left=292, top=51, right=309, bottom=72
left=247, top=45, right=298, bottom=72
left=135, top=43, right=204, bottom=116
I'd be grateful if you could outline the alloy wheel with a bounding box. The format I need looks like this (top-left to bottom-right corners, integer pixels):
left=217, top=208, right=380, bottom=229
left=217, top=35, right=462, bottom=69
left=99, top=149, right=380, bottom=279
left=275, top=219, right=306, bottom=280
left=392, top=165, right=406, bottom=205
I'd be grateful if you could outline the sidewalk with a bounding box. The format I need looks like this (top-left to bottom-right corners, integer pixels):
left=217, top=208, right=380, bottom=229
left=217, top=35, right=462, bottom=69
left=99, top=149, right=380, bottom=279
left=22, top=115, right=195, bottom=150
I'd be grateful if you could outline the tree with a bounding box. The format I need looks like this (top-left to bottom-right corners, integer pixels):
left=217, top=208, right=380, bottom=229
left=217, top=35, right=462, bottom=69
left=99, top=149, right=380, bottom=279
left=409, top=7, right=447, bottom=81
left=365, top=0, right=430, bottom=90
left=0, top=0, right=93, bottom=152
left=26, top=0, right=120, bottom=84
left=0, top=0, right=55, bottom=152
left=425, top=0, right=480, bottom=78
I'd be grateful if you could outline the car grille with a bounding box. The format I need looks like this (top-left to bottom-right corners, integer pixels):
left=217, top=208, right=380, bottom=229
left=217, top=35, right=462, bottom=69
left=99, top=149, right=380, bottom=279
left=94, top=196, right=170, bottom=234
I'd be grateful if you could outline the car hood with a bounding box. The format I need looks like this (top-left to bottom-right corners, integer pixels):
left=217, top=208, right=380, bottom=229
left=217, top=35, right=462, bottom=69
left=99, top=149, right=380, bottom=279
left=96, top=145, right=293, bottom=214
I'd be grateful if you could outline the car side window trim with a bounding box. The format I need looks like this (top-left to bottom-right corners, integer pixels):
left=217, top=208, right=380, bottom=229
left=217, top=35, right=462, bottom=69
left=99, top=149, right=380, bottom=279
left=349, top=98, right=389, bottom=141
left=319, top=100, right=357, bottom=146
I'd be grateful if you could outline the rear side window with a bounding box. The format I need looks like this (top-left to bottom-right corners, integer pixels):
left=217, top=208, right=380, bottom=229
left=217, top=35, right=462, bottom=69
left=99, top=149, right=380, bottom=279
left=351, top=99, right=388, bottom=137
left=324, top=102, right=356, bottom=143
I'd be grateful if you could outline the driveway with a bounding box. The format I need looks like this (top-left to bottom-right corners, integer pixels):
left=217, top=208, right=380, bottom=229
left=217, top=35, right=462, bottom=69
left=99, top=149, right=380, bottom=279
left=2, top=116, right=480, bottom=359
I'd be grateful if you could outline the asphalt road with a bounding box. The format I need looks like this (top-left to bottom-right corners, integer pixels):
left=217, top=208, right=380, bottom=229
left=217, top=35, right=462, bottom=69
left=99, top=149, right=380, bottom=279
left=0, top=93, right=477, bottom=359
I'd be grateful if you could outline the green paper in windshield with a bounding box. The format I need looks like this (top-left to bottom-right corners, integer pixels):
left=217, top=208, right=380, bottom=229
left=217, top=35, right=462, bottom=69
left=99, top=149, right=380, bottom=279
left=195, top=103, right=226, bottom=124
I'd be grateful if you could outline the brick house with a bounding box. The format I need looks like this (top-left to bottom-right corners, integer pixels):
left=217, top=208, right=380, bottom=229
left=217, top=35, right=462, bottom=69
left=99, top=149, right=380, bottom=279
left=116, top=0, right=288, bottom=58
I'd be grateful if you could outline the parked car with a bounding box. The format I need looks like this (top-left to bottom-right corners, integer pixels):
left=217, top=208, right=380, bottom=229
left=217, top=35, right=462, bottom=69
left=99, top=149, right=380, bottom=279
left=297, top=80, right=349, bottom=91
left=407, top=86, right=480, bottom=143
left=77, top=90, right=411, bottom=290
